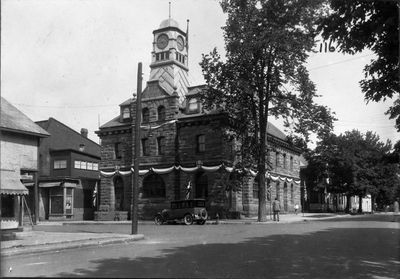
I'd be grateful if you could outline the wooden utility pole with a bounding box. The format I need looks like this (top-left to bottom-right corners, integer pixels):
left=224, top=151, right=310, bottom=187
left=131, top=62, right=142, bottom=235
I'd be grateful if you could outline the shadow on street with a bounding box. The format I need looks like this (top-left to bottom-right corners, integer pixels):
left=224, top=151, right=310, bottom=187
left=53, top=227, right=399, bottom=278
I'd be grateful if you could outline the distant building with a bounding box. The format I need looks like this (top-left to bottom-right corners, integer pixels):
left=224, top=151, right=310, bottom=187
left=0, top=97, right=49, bottom=230
left=95, top=17, right=302, bottom=220
left=35, top=118, right=100, bottom=220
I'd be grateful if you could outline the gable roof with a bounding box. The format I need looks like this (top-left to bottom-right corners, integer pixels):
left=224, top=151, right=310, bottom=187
left=0, top=97, right=49, bottom=137
left=36, top=118, right=100, bottom=157
left=267, top=122, right=287, bottom=141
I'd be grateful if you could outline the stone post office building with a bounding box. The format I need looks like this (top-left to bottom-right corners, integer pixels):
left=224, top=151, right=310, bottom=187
left=95, top=18, right=302, bottom=220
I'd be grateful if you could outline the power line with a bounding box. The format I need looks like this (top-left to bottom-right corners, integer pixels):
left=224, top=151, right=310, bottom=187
left=14, top=103, right=118, bottom=108
left=308, top=54, right=374, bottom=71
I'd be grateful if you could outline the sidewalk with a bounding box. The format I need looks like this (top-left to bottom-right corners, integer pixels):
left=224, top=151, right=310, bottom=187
left=0, top=213, right=343, bottom=257
left=1, top=231, right=144, bottom=257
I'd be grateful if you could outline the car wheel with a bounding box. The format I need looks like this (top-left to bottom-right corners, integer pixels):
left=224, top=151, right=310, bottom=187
left=154, top=214, right=164, bottom=225
left=183, top=214, right=193, bottom=225
left=200, top=209, right=208, bottom=220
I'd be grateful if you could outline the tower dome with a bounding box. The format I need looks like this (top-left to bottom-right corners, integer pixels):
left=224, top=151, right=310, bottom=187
left=159, top=18, right=180, bottom=29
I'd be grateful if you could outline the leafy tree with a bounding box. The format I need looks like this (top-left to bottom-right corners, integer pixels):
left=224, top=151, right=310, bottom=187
left=200, top=0, right=336, bottom=221
left=307, top=130, right=399, bottom=212
left=317, top=0, right=400, bottom=130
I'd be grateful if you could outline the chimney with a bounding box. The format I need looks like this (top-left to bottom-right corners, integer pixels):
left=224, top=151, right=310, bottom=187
left=81, top=128, right=88, bottom=138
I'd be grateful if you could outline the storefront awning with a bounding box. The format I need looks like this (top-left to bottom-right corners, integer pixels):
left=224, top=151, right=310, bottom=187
left=63, top=182, right=78, bottom=188
left=39, top=181, right=78, bottom=188
left=39, top=182, right=61, bottom=188
left=0, top=169, right=29, bottom=195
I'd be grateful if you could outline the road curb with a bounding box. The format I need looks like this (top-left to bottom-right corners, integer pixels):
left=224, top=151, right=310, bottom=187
left=1, top=234, right=145, bottom=257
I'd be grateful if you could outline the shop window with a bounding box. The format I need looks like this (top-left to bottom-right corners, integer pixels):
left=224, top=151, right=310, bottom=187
left=54, top=160, right=67, bottom=169
left=142, top=174, right=166, bottom=198
left=93, top=163, right=99, bottom=171
left=158, top=106, right=166, bottom=121
left=65, top=188, right=73, bottom=215
left=157, top=137, right=165, bottom=155
left=142, top=108, right=150, bottom=123
left=196, top=134, right=205, bottom=153
left=1, top=195, right=15, bottom=217
left=50, top=187, right=64, bottom=214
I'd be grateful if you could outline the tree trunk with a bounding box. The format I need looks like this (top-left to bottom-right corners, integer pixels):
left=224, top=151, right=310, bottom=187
left=345, top=193, right=351, bottom=213
left=358, top=194, right=363, bottom=213
left=258, top=120, right=267, bottom=222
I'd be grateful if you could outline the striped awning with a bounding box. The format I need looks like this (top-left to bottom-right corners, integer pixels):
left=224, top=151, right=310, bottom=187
left=0, top=169, right=29, bottom=195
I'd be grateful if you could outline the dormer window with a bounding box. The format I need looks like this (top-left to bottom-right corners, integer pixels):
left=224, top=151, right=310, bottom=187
left=188, top=98, right=199, bottom=113
left=122, top=107, right=130, bottom=119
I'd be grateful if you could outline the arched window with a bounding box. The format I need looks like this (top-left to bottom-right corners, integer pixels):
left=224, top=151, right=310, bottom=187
left=283, top=182, right=288, bottom=212
left=157, top=136, right=165, bottom=155
left=283, top=154, right=287, bottom=169
left=195, top=173, right=208, bottom=199
left=275, top=182, right=280, bottom=200
left=142, top=107, right=150, bottom=123
left=253, top=175, right=259, bottom=199
left=142, top=174, right=166, bottom=198
left=188, top=98, right=199, bottom=113
left=157, top=106, right=166, bottom=121
left=267, top=179, right=271, bottom=201
left=290, top=156, right=294, bottom=171
left=114, top=176, right=124, bottom=211
left=290, top=183, right=294, bottom=204
left=275, top=152, right=280, bottom=169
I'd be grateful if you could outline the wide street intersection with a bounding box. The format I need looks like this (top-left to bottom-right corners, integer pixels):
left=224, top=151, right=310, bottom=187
left=2, top=214, right=399, bottom=278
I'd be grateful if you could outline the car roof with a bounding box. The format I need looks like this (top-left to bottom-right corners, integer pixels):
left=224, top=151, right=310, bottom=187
left=171, top=199, right=205, bottom=203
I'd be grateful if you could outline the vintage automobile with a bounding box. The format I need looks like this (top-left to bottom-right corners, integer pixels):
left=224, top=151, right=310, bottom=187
left=154, top=199, right=208, bottom=225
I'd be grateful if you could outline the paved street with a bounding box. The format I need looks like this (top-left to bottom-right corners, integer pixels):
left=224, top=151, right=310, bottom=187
left=2, top=214, right=399, bottom=278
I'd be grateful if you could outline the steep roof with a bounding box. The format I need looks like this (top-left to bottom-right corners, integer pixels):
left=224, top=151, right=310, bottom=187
left=36, top=118, right=100, bottom=157
left=267, top=122, right=287, bottom=141
left=99, top=115, right=131, bottom=129
left=0, top=97, right=49, bottom=137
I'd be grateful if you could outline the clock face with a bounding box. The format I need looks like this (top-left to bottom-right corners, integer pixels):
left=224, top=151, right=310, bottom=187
left=157, top=34, right=169, bottom=49
left=177, top=36, right=185, bottom=51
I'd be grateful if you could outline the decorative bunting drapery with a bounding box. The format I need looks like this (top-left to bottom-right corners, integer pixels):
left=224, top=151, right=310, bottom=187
left=100, top=164, right=300, bottom=184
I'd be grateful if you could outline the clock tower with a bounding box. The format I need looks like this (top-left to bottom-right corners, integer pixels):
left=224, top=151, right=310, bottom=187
left=149, top=18, right=190, bottom=104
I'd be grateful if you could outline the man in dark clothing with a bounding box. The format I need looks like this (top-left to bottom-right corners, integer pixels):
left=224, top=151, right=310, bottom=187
left=272, top=197, right=281, bottom=222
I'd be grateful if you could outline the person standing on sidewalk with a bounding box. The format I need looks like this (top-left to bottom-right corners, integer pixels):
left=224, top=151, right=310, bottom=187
left=294, top=204, right=299, bottom=215
left=272, top=198, right=281, bottom=222
left=393, top=198, right=399, bottom=222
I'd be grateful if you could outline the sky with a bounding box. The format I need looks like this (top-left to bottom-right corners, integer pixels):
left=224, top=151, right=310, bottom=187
left=1, top=0, right=399, bottom=148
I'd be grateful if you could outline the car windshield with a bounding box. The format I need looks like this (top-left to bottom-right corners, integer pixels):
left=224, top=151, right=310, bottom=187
left=170, top=200, right=205, bottom=209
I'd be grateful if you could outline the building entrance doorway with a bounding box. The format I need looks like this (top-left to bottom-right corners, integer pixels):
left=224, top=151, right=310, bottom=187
left=114, top=177, right=124, bottom=211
